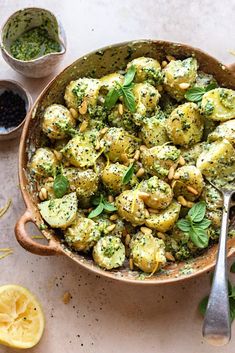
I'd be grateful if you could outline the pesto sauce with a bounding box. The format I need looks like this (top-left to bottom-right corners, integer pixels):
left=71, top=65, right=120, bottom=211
left=10, top=27, right=61, bottom=61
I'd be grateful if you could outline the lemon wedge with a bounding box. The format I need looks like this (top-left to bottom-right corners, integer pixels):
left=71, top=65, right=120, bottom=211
left=0, top=285, right=45, bottom=349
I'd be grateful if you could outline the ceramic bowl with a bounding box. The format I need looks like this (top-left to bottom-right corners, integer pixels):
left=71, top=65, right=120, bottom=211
left=15, top=40, right=235, bottom=284
left=0, top=7, right=66, bottom=78
left=0, top=80, right=32, bottom=141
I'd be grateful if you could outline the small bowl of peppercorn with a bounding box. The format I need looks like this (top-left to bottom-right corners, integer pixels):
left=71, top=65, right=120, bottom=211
left=0, top=80, right=32, bottom=141
left=0, top=8, right=66, bottom=78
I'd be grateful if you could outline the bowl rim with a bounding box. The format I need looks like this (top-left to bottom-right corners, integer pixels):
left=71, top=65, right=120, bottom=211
left=0, top=79, right=32, bottom=137
left=17, top=39, right=235, bottom=284
left=0, top=7, right=66, bottom=63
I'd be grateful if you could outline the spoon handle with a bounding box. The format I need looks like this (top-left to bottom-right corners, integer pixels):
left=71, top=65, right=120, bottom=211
left=202, top=191, right=232, bottom=346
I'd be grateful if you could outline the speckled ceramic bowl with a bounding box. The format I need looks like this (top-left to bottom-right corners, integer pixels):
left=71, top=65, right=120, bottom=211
left=0, top=7, right=66, bottom=78
left=15, top=40, right=235, bottom=284
left=0, top=80, right=32, bottom=141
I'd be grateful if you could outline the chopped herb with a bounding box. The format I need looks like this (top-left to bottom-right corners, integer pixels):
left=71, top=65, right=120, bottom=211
left=122, top=163, right=135, bottom=185
left=88, top=195, right=117, bottom=218
left=184, top=82, right=217, bottom=102
left=53, top=174, right=69, bottom=198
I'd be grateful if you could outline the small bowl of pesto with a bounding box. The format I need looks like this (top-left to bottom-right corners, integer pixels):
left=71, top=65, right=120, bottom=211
left=0, top=8, right=66, bottom=78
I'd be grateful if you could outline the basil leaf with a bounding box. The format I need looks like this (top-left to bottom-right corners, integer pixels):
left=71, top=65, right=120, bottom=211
left=230, top=262, right=235, bottom=273
left=229, top=297, right=235, bottom=322
left=184, top=87, right=205, bottom=102
left=199, top=296, right=208, bottom=316
left=121, top=86, right=136, bottom=113
left=88, top=202, right=104, bottom=219
left=104, top=87, right=121, bottom=110
left=103, top=200, right=117, bottom=212
left=189, top=227, right=208, bottom=248
left=91, top=195, right=102, bottom=206
left=197, top=218, right=211, bottom=229
left=122, top=163, right=135, bottom=185
left=188, top=201, right=206, bottom=223
left=205, top=82, right=218, bottom=92
left=123, top=65, right=136, bottom=86
left=177, top=219, right=191, bottom=232
left=53, top=174, right=69, bottom=198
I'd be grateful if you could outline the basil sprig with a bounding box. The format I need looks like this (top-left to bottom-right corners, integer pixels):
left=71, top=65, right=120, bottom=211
left=88, top=194, right=117, bottom=219
left=184, top=82, right=217, bottom=102
left=177, top=201, right=211, bottom=248
left=53, top=173, right=69, bottom=198
left=104, top=66, right=136, bottom=113
left=122, top=163, right=135, bottom=185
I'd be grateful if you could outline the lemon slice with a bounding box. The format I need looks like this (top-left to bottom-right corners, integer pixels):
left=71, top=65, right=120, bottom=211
left=0, top=285, right=45, bottom=349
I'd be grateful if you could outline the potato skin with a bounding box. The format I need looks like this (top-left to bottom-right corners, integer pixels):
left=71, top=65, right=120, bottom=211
left=208, top=119, right=235, bottom=146
left=166, top=103, right=204, bottom=146
left=127, top=57, right=162, bottom=84
left=116, top=190, right=146, bottom=225
left=29, top=147, right=58, bottom=178
left=42, top=104, right=76, bottom=140
left=101, top=163, right=137, bottom=194
left=139, top=115, right=169, bottom=147
left=145, top=201, right=181, bottom=232
left=201, top=88, right=235, bottom=121
left=63, top=167, right=98, bottom=198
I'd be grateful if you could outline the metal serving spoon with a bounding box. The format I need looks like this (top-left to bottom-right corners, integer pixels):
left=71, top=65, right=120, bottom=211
left=202, top=182, right=235, bottom=346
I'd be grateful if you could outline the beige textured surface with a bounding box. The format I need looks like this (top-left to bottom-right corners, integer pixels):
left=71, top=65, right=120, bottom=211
left=0, top=0, right=235, bottom=352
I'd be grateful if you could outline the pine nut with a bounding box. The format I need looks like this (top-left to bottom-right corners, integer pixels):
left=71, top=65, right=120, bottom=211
left=46, top=177, right=54, bottom=182
left=78, top=100, right=87, bottom=115
left=69, top=108, right=78, bottom=119
left=173, top=174, right=180, bottom=180
left=138, top=192, right=150, bottom=201
left=157, top=232, right=166, bottom=240
left=179, top=82, right=190, bottom=90
left=157, top=85, right=163, bottom=92
left=171, top=180, right=177, bottom=188
left=125, top=233, right=131, bottom=246
left=148, top=208, right=159, bottom=214
left=134, top=150, right=140, bottom=161
left=53, top=150, right=63, bottom=161
left=121, top=153, right=129, bottom=163
left=136, top=168, right=145, bottom=177
left=118, top=103, right=124, bottom=115
left=108, top=195, right=114, bottom=203
left=166, top=55, right=176, bottom=61
left=39, top=187, right=48, bottom=201
left=140, top=145, right=147, bottom=151
left=165, top=252, right=175, bottom=261
left=186, top=201, right=195, bottom=208
left=79, top=119, right=88, bottom=132
left=177, top=195, right=187, bottom=207
left=168, top=166, right=175, bottom=180
left=110, top=214, right=118, bottom=221
left=129, top=258, right=134, bottom=270
left=100, top=127, right=108, bottom=135
left=179, top=156, right=185, bottom=166
left=106, top=224, right=116, bottom=232
left=161, top=60, right=168, bottom=68
left=95, top=140, right=100, bottom=150
left=186, top=185, right=198, bottom=195
left=140, top=226, right=152, bottom=235
left=144, top=209, right=150, bottom=218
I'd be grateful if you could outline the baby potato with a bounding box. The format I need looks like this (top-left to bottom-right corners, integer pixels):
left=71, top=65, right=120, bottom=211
left=93, top=236, right=125, bottom=270
left=127, top=57, right=162, bottom=84
left=166, top=103, right=204, bottom=146
left=139, top=115, right=169, bottom=147
left=100, top=73, right=124, bottom=92
left=145, top=201, right=181, bottom=232
left=172, top=165, right=204, bottom=201
left=107, top=107, right=136, bottom=133
left=62, top=131, right=98, bottom=167
left=42, top=104, right=76, bottom=140
left=100, top=127, right=136, bottom=162
left=195, top=71, right=217, bottom=88
left=201, top=182, right=223, bottom=210
left=181, top=142, right=207, bottom=166
left=139, top=176, right=173, bottom=210
left=163, top=57, right=198, bottom=101
left=130, top=232, right=166, bottom=273
left=206, top=209, right=222, bottom=228
left=116, top=190, right=146, bottom=226
left=141, top=145, right=180, bottom=178
left=64, top=78, right=101, bottom=110
left=196, top=139, right=235, bottom=181
left=29, top=147, right=58, bottom=178
left=101, top=163, right=137, bottom=194
left=63, top=167, right=98, bottom=198
left=65, top=217, right=101, bottom=252
left=208, top=119, right=235, bottom=146
left=95, top=215, right=126, bottom=238
left=132, top=83, right=161, bottom=125
left=201, top=88, right=235, bottom=121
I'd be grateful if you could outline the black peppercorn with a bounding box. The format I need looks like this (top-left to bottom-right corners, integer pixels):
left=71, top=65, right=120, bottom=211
left=0, top=90, right=26, bottom=131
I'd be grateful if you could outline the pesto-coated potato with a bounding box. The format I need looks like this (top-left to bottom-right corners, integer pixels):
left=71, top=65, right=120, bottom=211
left=139, top=115, right=169, bottom=147
left=208, top=119, right=235, bottom=146
left=130, top=232, right=166, bottom=273
left=201, top=88, right=235, bottom=121
left=116, top=190, right=146, bottom=225
left=29, top=147, right=58, bottom=178
left=101, top=163, right=137, bottom=194
left=64, top=78, right=101, bottom=110
left=195, top=71, right=217, bottom=88
left=63, top=167, right=98, bottom=198
left=140, top=145, right=180, bottom=178
left=94, top=215, right=126, bottom=238
left=196, top=139, right=235, bottom=181
left=166, top=103, right=204, bottom=146
left=145, top=201, right=181, bottom=232
left=42, top=104, right=76, bottom=140
left=93, top=236, right=125, bottom=269
left=206, top=209, right=222, bottom=228
left=172, top=165, right=204, bottom=201
left=127, top=57, right=162, bottom=84
left=65, top=217, right=101, bottom=252
left=201, top=182, right=223, bottom=210
left=107, top=107, right=136, bottom=133
left=62, top=131, right=98, bottom=167
left=163, top=57, right=198, bottom=101
left=139, top=176, right=173, bottom=210
left=181, top=142, right=207, bottom=166
left=100, top=127, right=137, bottom=162
left=100, top=73, right=124, bottom=92
left=132, top=83, right=161, bottom=125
